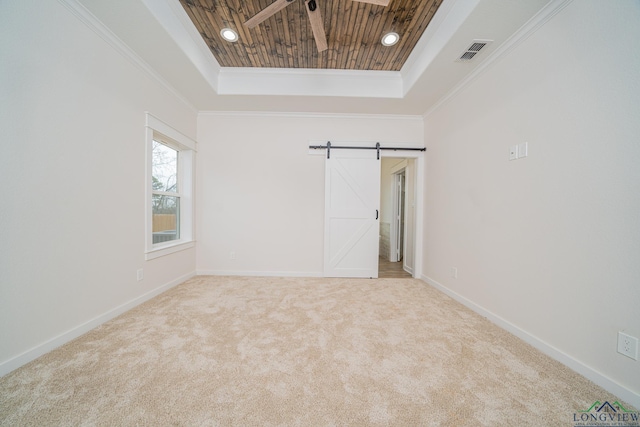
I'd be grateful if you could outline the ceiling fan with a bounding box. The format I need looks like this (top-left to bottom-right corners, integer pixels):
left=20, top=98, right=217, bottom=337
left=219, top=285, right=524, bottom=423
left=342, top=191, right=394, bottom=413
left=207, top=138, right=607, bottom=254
left=244, top=0, right=390, bottom=53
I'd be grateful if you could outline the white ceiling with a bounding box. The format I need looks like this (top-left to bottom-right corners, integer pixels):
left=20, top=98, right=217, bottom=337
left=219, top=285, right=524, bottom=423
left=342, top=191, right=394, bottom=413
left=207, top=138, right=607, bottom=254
left=75, top=0, right=554, bottom=115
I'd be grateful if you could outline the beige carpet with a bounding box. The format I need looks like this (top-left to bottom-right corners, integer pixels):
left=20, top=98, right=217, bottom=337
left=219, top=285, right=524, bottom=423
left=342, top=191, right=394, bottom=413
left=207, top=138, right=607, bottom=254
left=0, top=276, right=635, bottom=426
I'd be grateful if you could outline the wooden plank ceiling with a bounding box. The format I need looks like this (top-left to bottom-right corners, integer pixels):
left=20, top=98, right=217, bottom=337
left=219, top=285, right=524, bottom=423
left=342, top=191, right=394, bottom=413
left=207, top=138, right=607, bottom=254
left=179, top=0, right=443, bottom=70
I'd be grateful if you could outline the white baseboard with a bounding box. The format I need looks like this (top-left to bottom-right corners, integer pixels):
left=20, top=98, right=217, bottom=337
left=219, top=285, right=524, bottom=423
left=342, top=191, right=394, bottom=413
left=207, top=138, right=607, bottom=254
left=404, top=265, right=414, bottom=276
left=421, top=275, right=640, bottom=409
left=197, top=270, right=323, bottom=278
left=0, top=271, right=195, bottom=378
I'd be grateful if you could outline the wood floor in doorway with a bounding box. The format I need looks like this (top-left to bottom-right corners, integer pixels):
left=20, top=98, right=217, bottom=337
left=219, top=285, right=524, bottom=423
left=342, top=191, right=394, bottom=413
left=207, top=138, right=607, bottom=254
left=378, top=257, right=412, bottom=278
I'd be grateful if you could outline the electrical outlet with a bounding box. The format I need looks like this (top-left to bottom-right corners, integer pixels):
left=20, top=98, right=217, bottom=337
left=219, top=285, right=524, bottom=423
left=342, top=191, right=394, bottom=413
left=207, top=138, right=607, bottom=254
left=229, top=251, right=236, bottom=260
left=451, top=267, right=458, bottom=279
left=136, top=269, right=144, bottom=281
left=617, top=332, right=638, bottom=360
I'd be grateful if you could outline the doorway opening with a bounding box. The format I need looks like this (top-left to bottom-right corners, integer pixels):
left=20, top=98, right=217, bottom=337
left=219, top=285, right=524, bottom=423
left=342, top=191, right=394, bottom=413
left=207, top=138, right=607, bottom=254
left=392, top=170, right=406, bottom=263
left=378, top=158, right=415, bottom=279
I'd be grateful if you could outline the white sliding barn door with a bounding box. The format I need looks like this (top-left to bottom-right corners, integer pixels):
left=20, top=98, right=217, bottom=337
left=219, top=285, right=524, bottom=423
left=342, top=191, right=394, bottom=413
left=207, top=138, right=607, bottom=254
left=324, top=150, right=380, bottom=278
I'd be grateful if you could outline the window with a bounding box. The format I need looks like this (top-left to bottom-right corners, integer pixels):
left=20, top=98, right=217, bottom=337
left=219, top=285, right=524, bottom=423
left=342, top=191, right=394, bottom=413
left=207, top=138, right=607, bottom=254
left=145, top=113, right=195, bottom=259
left=152, top=141, right=180, bottom=244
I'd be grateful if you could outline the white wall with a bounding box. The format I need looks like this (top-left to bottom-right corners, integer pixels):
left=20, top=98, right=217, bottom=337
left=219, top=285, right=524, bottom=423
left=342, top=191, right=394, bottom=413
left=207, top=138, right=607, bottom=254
left=196, top=114, right=423, bottom=276
left=422, top=0, right=640, bottom=406
left=0, top=0, right=197, bottom=374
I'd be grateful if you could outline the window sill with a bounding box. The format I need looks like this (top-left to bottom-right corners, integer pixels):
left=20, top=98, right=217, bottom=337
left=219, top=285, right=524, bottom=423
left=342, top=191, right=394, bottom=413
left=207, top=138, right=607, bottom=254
left=145, top=241, right=195, bottom=260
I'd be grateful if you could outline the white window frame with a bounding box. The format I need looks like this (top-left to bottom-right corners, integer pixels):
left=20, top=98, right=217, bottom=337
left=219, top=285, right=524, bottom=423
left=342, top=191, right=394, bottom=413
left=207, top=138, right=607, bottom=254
left=145, top=113, right=196, bottom=260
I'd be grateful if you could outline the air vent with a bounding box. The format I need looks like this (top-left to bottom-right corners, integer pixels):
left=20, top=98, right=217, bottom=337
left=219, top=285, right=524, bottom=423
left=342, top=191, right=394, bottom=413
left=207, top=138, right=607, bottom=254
left=456, top=39, right=493, bottom=62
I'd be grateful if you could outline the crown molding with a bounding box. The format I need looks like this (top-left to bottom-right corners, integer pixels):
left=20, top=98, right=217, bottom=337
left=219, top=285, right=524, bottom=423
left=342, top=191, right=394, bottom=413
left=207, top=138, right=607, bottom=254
left=57, top=0, right=198, bottom=113
left=423, top=0, right=574, bottom=119
left=199, top=110, right=424, bottom=122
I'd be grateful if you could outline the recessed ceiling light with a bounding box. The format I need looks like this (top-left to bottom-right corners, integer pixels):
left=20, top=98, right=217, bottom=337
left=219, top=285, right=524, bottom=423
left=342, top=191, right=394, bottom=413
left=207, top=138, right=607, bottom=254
left=381, top=32, right=400, bottom=46
left=220, top=28, right=239, bottom=43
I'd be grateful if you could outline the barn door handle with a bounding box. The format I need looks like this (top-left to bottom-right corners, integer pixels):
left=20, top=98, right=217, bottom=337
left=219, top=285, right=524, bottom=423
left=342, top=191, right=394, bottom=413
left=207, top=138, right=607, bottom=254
left=376, top=210, right=379, bottom=220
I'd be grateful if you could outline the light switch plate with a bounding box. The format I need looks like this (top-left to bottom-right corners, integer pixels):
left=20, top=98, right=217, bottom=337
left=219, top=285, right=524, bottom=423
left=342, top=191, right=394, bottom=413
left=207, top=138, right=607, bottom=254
left=518, top=142, right=528, bottom=158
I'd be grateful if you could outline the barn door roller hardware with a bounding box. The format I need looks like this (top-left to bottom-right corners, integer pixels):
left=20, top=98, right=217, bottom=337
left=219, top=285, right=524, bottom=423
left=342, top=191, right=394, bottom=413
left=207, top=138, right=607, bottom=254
left=309, top=142, right=426, bottom=160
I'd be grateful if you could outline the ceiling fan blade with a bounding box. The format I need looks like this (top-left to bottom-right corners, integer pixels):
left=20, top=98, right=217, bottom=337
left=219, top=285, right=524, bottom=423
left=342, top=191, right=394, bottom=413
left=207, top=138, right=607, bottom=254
left=351, top=0, right=390, bottom=6
left=244, top=0, right=294, bottom=29
left=305, top=0, right=328, bottom=52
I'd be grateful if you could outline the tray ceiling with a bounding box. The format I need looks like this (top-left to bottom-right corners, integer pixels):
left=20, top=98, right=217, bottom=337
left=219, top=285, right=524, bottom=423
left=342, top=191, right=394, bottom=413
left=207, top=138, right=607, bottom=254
left=73, top=0, right=556, bottom=113
left=179, top=0, right=443, bottom=70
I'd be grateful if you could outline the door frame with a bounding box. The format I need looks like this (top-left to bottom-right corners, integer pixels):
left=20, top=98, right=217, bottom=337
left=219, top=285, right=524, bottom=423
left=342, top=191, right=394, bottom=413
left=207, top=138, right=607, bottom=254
left=390, top=168, right=406, bottom=263
left=380, top=151, right=424, bottom=279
